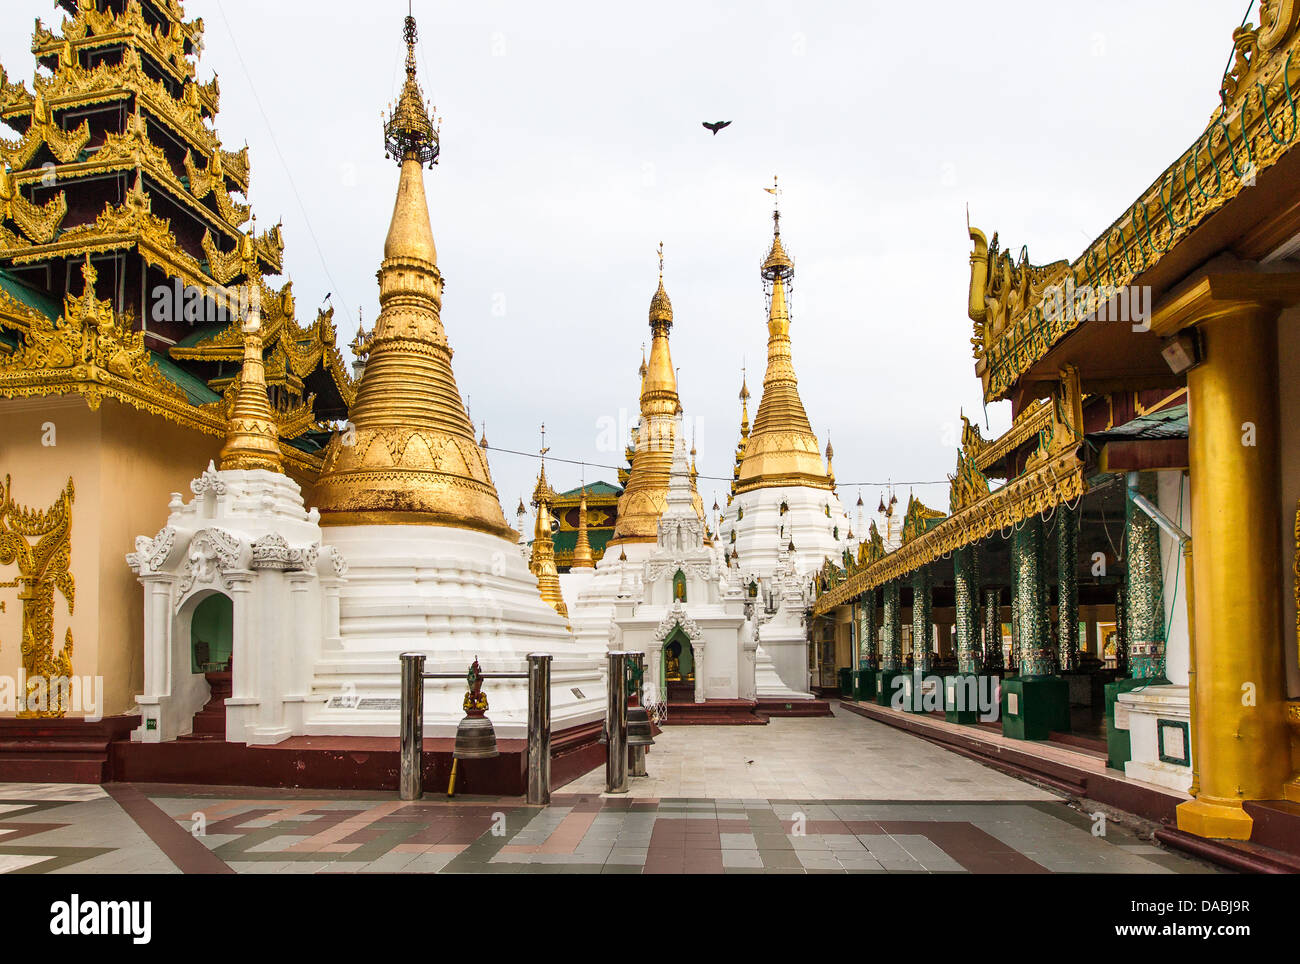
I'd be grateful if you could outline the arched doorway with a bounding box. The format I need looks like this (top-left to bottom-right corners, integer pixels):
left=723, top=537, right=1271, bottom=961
left=190, top=593, right=233, bottom=672
left=187, top=593, right=233, bottom=741
left=664, top=625, right=695, bottom=702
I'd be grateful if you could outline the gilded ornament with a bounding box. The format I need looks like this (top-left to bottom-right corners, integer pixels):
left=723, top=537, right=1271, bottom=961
left=0, top=474, right=75, bottom=718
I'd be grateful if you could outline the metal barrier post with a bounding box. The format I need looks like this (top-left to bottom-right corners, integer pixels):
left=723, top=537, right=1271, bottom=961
left=400, top=652, right=426, bottom=800
left=605, top=651, right=630, bottom=793
left=629, top=652, right=647, bottom=777
left=527, top=653, right=552, bottom=805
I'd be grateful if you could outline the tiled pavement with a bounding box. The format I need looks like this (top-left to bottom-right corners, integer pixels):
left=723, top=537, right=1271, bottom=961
left=0, top=712, right=1220, bottom=874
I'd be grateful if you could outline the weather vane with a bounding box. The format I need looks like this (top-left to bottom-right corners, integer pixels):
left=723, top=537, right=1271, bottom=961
left=658, top=240, right=664, bottom=279
left=764, top=175, right=782, bottom=229
left=539, top=422, right=549, bottom=459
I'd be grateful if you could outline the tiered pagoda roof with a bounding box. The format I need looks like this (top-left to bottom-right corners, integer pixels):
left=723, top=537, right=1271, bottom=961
left=0, top=0, right=353, bottom=476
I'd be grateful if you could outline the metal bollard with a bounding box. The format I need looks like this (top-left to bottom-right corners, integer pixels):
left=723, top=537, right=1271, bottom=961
left=605, top=651, right=630, bottom=793
left=629, top=652, right=648, bottom=777
left=526, top=653, right=552, bottom=805
left=399, top=652, right=426, bottom=801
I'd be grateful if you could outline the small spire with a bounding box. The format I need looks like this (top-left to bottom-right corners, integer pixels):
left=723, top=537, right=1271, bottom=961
left=528, top=441, right=567, bottom=616
left=218, top=284, right=283, bottom=473
left=572, top=481, right=594, bottom=570
left=479, top=421, right=488, bottom=448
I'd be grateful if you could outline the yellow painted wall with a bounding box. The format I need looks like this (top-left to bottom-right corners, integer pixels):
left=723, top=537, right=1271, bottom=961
left=1279, top=305, right=1300, bottom=700
left=0, top=395, right=222, bottom=718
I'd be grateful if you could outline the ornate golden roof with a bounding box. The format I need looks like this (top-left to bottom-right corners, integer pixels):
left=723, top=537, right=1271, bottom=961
left=313, top=13, right=511, bottom=538
left=217, top=290, right=283, bottom=473
left=736, top=212, right=832, bottom=493
left=609, top=252, right=704, bottom=543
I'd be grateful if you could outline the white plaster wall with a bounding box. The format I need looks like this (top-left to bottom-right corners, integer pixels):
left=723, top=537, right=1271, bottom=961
left=1157, top=470, right=1191, bottom=687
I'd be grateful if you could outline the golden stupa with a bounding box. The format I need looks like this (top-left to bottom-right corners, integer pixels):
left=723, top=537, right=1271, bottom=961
left=217, top=276, right=283, bottom=474
left=608, top=245, right=705, bottom=544
left=528, top=454, right=568, bottom=617
left=314, top=13, right=513, bottom=540
left=735, top=197, right=833, bottom=493
left=571, top=486, right=595, bottom=569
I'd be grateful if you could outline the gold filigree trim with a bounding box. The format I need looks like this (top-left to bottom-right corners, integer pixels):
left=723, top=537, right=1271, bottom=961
left=0, top=474, right=75, bottom=718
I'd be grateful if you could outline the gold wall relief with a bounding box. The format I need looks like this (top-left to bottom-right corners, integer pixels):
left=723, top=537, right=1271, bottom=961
left=0, top=475, right=75, bottom=718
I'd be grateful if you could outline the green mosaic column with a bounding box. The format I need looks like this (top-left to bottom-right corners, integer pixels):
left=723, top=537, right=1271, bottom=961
left=1004, top=514, right=1070, bottom=740
left=859, top=589, right=877, bottom=668
left=1056, top=504, right=1080, bottom=672
left=1007, top=567, right=1020, bottom=673
left=911, top=568, right=933, bottom=675
left=1114, top=588, right=1128, bottom=676
left=1013, top=516, right=1054, bottom=678
left=983, top=588, right=1003, bottom=672
left=1125, top=475, right=1167, bottom=681
left=954, top=547, right=981, bottom=675
left=881, top=582, right=901, bottom=671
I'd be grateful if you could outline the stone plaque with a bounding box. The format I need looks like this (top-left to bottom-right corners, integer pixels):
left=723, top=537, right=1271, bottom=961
left=1007, top=693, right=1019, bottom=716
left=1157, top=718, right=1191, bottom=765
left=358, top=698, right=401, bottom=711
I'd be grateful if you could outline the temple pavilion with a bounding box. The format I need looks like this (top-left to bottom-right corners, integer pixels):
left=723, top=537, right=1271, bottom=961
left=813, top=5, right=1300, bottom=847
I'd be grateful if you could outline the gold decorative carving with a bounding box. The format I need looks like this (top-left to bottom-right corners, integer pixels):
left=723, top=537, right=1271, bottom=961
left=969, top=11, right=1300, bottom=403
left=949, top=447, right=990, bottom=514
left=0, top=165, right=66, bottom=244
left=0, top=475, right=75, bottom=718
left=0, top=87, right=91, bottom=168
left=900, top=494, right=945, bottom=545
left=2, top=255, right=185, bottom=397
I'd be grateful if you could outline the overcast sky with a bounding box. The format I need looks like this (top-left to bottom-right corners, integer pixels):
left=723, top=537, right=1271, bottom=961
left=4, top=0, right=1237, bottom=520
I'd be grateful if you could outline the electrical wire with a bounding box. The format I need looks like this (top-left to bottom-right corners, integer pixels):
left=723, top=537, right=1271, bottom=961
left=213, top=1, right=351, bottom=321
left=483, top=443, right=950, bottom=488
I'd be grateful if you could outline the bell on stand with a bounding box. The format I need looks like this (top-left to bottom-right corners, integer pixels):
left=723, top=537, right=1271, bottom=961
left=449, top=657, right=498, bottom=796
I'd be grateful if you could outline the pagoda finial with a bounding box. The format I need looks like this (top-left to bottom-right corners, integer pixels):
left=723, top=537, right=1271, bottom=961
left=649, top=241, right=672, bottom=327
left=384, top=5, right=439, bottom=166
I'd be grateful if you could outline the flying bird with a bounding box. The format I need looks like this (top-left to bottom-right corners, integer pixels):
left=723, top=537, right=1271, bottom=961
left=702, top=120, right=732, bottom=135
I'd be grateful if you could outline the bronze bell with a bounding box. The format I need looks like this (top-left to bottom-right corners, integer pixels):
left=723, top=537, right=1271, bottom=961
left=626, top=705, right=654, bottom=747
left=453, top=714, right=499, bottom=760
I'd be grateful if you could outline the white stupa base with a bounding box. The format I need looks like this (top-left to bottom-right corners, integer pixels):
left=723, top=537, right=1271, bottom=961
left=305, top=524, right=606, bottom=737
left=754, top=643, right=814, bottom=699
left=568, top=541, right=653, bottom=652
left=724, top=484, right=850, bottom=577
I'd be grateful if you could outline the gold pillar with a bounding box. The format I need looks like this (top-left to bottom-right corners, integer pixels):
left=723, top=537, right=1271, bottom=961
left=1175, top=300, right=1288, bottom=839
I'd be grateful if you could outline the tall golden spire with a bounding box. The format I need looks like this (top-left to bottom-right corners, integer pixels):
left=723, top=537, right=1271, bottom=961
left=314, top=10, right=513, bottom=539
left=571, top=484, right=595, bottom=569
left=736, top=179, right=832, bottom=493
left=610, top=243, right=704, bottom=543
left=529, top=427, right=568, bottom=616
left=218, top=282, right=283, bottom=473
